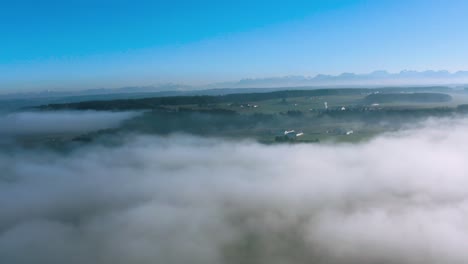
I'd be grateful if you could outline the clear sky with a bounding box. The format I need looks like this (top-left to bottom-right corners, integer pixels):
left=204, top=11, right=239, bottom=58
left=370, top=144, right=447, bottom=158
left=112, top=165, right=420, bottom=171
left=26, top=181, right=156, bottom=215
left=1, top=0, right=468, bottom=91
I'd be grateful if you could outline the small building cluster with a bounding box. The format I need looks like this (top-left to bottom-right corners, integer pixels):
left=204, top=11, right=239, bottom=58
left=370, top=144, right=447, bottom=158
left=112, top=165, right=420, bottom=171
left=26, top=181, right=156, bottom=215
left=275, top=130, right=304, bottom=142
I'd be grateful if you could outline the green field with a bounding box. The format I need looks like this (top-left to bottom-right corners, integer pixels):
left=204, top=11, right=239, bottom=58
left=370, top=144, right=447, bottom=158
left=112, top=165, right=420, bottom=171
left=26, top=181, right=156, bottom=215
left=24, top=88, right=468, bottom=146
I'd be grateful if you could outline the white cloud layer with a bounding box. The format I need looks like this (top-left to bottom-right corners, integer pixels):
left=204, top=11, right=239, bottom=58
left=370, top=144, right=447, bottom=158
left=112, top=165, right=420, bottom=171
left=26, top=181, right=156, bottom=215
left=0, top=111, right=139, bottom=136
left=1, top=118, right=468, bottom=264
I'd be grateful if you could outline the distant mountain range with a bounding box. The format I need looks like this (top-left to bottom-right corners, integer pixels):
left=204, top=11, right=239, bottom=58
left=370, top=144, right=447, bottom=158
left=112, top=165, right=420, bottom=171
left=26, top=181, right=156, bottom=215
left=2, top=70, right=468, bottom=100
left=0, top=83, right=193, bottom=99
left=210, top=70, right=468, bottom=88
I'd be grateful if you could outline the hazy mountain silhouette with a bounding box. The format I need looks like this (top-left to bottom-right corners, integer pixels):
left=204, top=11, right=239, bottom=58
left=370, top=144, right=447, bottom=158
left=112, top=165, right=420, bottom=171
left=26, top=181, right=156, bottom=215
left=210, top=70, right=468, bottom=88
left=2, top=70, right=468, bottom=100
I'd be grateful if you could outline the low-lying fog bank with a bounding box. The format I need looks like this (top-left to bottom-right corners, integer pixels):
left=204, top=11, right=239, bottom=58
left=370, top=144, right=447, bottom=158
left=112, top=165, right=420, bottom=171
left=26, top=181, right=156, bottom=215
left=1, top=118, right=468, bottom=264
left=0, top=111, right=139, bottom=136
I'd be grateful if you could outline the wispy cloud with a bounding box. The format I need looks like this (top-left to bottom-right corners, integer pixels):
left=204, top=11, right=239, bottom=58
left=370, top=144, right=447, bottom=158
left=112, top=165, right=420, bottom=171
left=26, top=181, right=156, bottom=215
left=1, top=118, right=468, bottom=263
left=0, top=111, right=139, bottom=136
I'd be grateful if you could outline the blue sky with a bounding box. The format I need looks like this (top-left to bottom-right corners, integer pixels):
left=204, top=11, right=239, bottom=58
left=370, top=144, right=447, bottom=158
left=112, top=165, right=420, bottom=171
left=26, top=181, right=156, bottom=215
left=1, top=0, right=468, bottom=91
